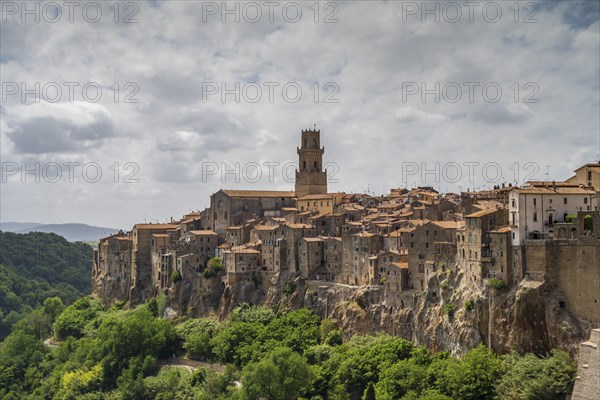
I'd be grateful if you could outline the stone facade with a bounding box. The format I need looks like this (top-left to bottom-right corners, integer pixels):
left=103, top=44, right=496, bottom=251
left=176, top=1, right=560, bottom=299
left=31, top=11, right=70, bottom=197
left=295, top=129, right=327, bottom=198
left=571, top=329, right=600, bottom=400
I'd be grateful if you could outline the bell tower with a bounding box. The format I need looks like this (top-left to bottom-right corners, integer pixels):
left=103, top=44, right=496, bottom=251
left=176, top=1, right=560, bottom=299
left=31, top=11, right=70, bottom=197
left=295, top=127, right=327, bottom=198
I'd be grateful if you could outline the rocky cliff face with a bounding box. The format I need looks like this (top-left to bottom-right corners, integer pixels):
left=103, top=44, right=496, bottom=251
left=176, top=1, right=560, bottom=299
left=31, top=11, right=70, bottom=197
left=104, top=265, right=590, bottom=356
left=172, top=268, right=592, bottom=356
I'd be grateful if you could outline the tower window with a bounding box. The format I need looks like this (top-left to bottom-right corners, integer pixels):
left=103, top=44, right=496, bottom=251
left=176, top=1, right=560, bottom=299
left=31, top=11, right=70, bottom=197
left=314, top=161, right=318, bottom=171
left=303, top=161, right=306, bottom=171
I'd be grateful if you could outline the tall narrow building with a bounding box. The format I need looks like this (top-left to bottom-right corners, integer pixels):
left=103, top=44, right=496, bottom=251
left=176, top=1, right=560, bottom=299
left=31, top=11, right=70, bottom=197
left=295, top=128, right=327, bottom=198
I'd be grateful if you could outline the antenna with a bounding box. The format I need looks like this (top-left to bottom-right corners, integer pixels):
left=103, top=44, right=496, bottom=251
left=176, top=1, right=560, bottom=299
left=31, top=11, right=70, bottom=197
left=545, top=165, right=550, bottom=181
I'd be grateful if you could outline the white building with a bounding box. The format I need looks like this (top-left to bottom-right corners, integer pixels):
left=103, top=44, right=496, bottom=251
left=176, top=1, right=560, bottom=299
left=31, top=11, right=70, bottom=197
left=509, top=182, right=596, bottom=245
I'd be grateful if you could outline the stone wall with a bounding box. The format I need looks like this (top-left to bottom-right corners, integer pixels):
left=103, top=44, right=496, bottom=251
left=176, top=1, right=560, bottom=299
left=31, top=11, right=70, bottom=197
left=571, top=329, right=600, bottom=400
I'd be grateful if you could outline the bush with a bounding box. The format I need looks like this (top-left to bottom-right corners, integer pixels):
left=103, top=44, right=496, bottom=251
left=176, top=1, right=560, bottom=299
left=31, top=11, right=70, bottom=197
left=464, top=300, right=474, bottom=312
left=583, top=215, right=593, bottom=231
left=565, top=214, right=577, bottom=223
left=487, top=278, right=506, bottom=290
left=203, top=258, right=224, bottom=279
left=53, top=296, right=104, bottom=340
left=242, top=347, right=314, bottom=400
left=208, top=257, right=224, bottom=272
left=283, top=283, right=296, bottom=295
left=444, top=303, right=457, bottom=318
left=171, top=270, right=182, bottom=283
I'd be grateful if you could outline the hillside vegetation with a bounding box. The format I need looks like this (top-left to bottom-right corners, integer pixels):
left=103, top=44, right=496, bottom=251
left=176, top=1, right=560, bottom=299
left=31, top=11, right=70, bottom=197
left=0, top=298, right=577, bottom=400
left=0, top=231, right=93, bottom=339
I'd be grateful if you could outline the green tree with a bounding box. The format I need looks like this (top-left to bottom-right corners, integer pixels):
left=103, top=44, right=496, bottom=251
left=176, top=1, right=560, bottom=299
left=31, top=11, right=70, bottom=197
left=494, top=350, right=577, bottom=399
left=242, top=347, right=313, bottom=400
left=437, top=345, right=501, bottom=400
left=44, top=297, right=65, bottom=321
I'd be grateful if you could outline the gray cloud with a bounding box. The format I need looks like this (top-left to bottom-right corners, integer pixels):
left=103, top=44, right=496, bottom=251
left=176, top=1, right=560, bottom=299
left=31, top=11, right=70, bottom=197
left=0, top=0, right=598, bottom=227
left=4, top=102, right=115, bottom=154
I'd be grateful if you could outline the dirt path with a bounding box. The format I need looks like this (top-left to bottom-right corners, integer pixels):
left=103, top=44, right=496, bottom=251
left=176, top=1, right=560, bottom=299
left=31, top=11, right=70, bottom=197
left=157, top=357, right=225, bottom=373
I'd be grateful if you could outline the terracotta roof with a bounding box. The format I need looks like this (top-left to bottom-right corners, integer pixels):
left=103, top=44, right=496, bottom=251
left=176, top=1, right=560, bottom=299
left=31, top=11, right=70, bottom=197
left=390, top=261, right=409, bottom=269
left=406, top=219, right=430, bottom=226
left=387, top=227, right=416, bottom=236
left=221, top=189, right=295, bottom=198
left=152, top=234, right=170, bottom=237
left=115, top=236, right=131, bottom=241
left=134, top=224, right=178, bottom=230
left=232, top=248, right=261, bottom=254
left=303, top=237, right=324, bottom=242
left=514, top=187, right=595, bottom=195
left=465, top=209, right=498, bottom=218
left=354, top=231, right=377, bottom=238
left=430, top=221, right=464, bottom=229
left=489, top=226, right=511, bottom=233
left=254, top=225, right=278, bottom=231
left=574, top=163, right=600, bottom=171
left=227, top=226, right=243, bottom=230
left=189, top=230, right=217, bottom=235
left=298, top=194, right=335, bottom=200
left=286, top=223, right=313, bottom=229
left=524, top=180, right=582, bottom=188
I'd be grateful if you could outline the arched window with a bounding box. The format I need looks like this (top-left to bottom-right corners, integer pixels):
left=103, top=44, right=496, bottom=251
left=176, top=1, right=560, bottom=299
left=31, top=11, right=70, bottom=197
left=303, top=161, right=306, bottom=171
left=313, top=139, right=316, bottom=147
left=313, top=161, right=318, bottom=171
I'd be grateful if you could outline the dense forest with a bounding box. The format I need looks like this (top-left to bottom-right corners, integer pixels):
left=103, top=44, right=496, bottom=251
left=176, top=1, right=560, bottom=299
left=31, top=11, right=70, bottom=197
left=0, top=231, right=93, bottom=339
left=0, top=296, right=577, bottom=400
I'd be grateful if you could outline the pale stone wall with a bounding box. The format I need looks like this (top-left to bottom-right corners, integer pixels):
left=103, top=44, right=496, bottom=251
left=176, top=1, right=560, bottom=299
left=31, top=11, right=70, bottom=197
left=571, top=329, right=600, bottom=400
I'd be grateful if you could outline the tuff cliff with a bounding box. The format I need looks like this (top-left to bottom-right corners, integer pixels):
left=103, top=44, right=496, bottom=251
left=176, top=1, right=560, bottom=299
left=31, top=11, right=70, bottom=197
left=162, top=267, right=591, bottom=356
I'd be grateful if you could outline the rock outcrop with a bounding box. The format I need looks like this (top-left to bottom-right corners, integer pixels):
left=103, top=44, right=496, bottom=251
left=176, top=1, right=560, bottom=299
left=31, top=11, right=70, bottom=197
left=192, top=268, right=592, bottom=356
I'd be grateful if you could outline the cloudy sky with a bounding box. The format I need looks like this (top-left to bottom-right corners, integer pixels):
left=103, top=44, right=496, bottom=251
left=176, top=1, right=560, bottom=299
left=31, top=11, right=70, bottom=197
left=1, top=0, right=599, bottom=229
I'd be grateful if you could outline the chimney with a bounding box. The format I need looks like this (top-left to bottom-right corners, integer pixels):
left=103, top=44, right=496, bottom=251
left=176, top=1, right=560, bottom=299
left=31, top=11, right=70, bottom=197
left=552, top=180, right=556, bottom=191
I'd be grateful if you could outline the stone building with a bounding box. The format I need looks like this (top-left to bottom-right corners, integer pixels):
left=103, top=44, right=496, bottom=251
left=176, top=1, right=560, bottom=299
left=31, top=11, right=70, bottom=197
left=130, top=223, right=178, bottom=302
left=93, top=231, right=132, bottom=302
left=567, top=162, right=600, bottom=191
left=309, top=212, right=345, bottom=237
left=485, top=226, right=513, bottom=284
left=381, top=261, right=409, bottom=307
left=210, top=190, right=296, bottom=235
left=299, top=237, right=325, bottom=278
left=283, top=223, right=316, bottom=273
left=342, top=231, right=383, bottom=286
left=509, top=183, right=596, bottom=245
left=252, top=225, right=285, bottom=272
left=456, top=209, right=500, bottom=288
left=224, top=248, right=261, bottom=274
left=295, top=129, right=327, bottom=198
left=323, top=237, right=342, bottom=282
left=151, top=233, right=171, bottom=290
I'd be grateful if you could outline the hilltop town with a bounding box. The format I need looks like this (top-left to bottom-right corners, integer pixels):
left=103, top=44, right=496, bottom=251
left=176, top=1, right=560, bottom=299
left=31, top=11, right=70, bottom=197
left=92, top=128, right=600, bottom=357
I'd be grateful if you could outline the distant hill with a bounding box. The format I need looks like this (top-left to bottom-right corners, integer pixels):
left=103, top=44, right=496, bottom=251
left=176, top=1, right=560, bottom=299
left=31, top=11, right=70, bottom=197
left=0, top=231, right=93, bottom=339
left=0, top=222, right=42, bottom=232
left=0, top=222, right=119, bottom=242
